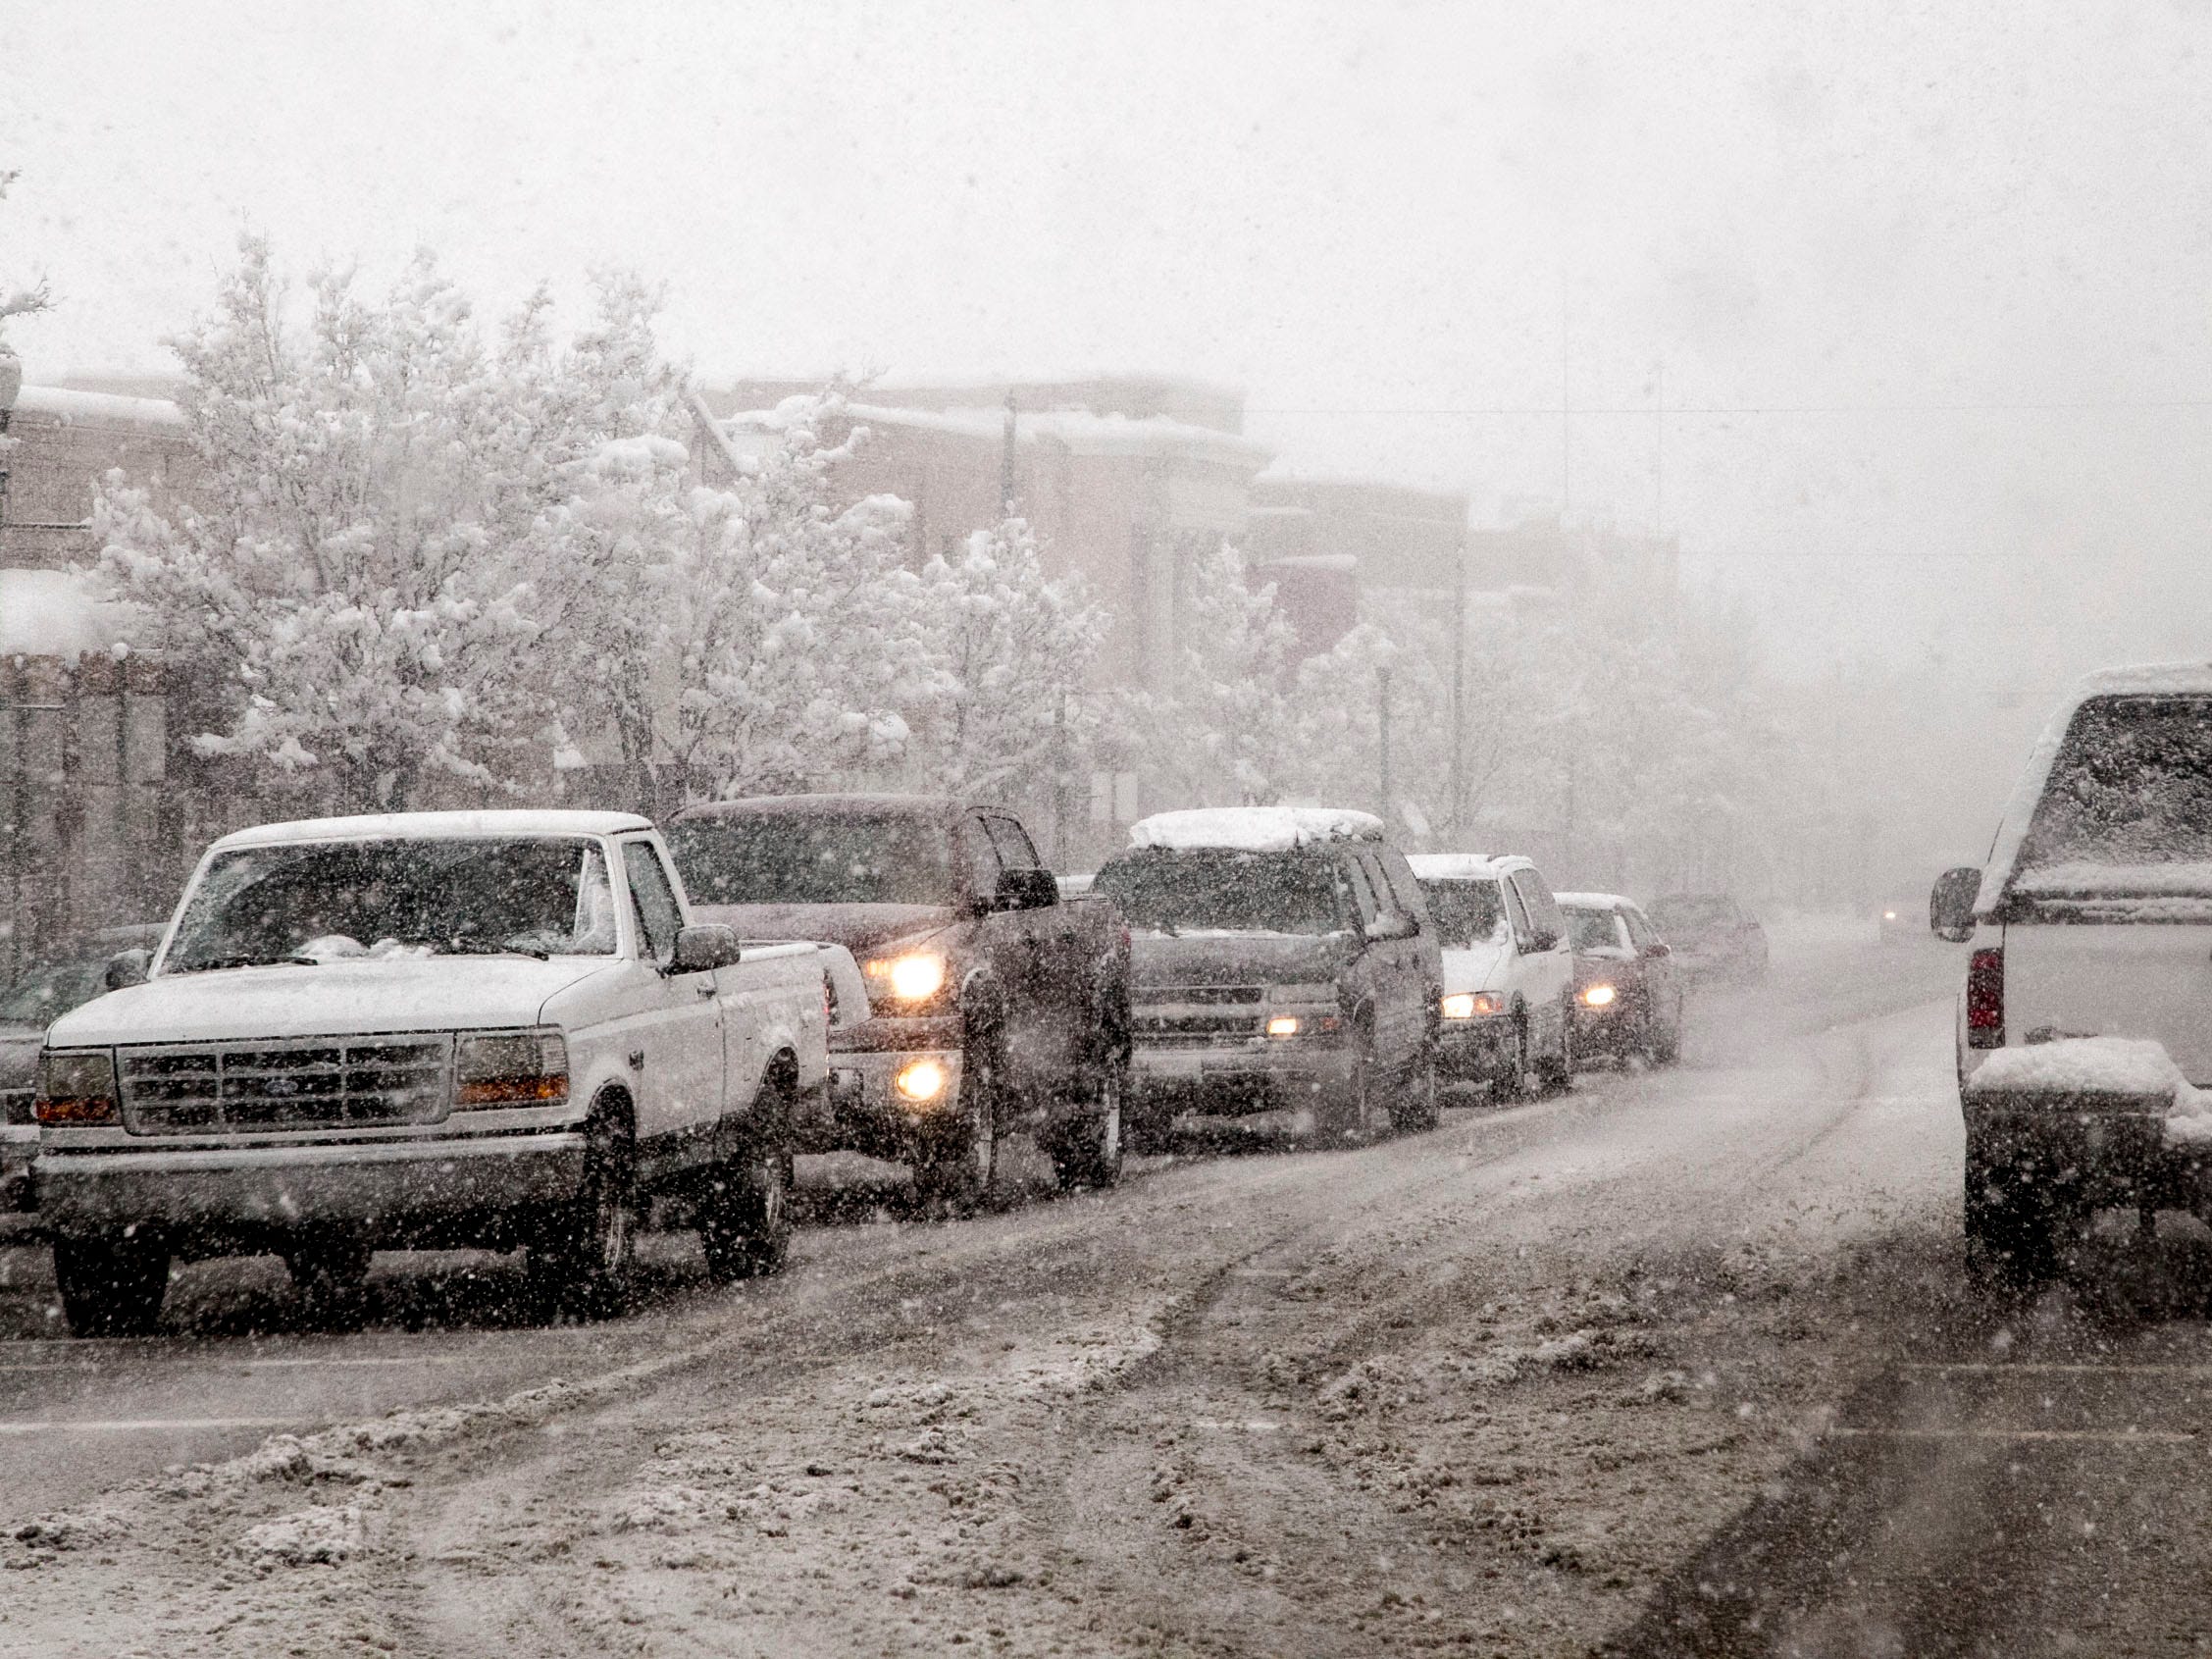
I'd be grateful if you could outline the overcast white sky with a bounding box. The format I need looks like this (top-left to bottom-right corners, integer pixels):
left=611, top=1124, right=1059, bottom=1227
left=7, top=0, right=2212, bottom=681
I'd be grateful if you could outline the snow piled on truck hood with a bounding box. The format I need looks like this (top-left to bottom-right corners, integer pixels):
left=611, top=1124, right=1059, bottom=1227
left=1440, top=941, right=1513, bottom=996
left=1128, top=806, right=1382, bottom=852
left=46, top=957, right=615, bottom=1046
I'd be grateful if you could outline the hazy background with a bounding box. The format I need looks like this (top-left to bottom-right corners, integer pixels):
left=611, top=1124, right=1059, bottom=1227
left=7, top=0, right=2211, bottom=786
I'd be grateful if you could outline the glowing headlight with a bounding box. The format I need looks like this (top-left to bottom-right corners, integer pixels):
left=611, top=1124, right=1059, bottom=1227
left=865, top=953, right=949, bottom=1003
left=1581, top=984, right=1618, bottom=1008
left=896, top=1059, right=949, bottom=1103
left=1265, top=1014, right=1301, bottom=1038
left=1442, top=992, right=1505, bottom=1020
left=1883, top=909, right=1898, bottom=921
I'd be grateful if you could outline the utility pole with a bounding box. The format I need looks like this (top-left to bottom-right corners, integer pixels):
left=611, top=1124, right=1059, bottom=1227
left=1653, top=360, right=1666, bottom=536
left=1376, top=664, right=1394, bottom=822
left=1000, top=389, right=1017, bottom=515
left=1448, top=535, right=1467, bottom=834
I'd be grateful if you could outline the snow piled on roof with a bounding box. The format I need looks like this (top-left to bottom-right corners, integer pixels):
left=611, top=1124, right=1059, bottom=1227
left=1128, top=806, right=1383, bottom=853
left=726, top=400, right=1270, bottom=469
left=10, top=384, right=184, bottom=428
left=1555, top=891, right=1631, bottom=910
left=1407, top=854, right=1510, bottom=882
left=216, top=809, right=653, bottom=848
left=0, top=568, right=132, bottom=660
left=2010, top=861, right=2212, bottom=898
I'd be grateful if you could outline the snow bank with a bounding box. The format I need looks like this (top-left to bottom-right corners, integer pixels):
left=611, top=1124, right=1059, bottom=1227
left=1966, top=1037, right=2184, bottom=1101
left=236, top=1502, right=366, bottom=1569
left=0, top=568, right=131, bottom=660
left=1128, top=806, right=1383, bottom=853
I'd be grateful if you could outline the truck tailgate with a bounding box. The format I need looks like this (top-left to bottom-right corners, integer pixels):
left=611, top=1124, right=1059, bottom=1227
left=2006, top=919, right=2212, bottom=1085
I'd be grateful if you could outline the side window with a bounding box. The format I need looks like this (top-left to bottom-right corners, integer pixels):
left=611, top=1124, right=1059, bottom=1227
left=960, top=818, right=1003, bottom=900
left=622, top=841, right=685, bottom=966
left=1515, top=871, right=1567, bottom=947
left=985, top=815, right=1041, bottom=872
left=1623, top=907, right=1655, bottom=951
left=1502, top=879, right=1534, bottom=950
left=1374, top=849, right=1428, bottom=922
left=1340, top=855, right=1383, bottom=925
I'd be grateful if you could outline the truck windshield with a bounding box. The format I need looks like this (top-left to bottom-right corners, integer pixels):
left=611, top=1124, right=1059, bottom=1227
left=2015, top=696, right=2212, bottom=881
left=1420, top=879, right=1508, bottom=948
left=163, top=837, right=617, bottom=971
left=1095, top=850, right=1344, bottom=935
left=666, top=815, right=954, bottom=907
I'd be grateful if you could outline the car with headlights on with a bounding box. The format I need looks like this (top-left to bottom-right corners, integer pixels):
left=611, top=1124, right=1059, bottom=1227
left=1098, top=807, right=1441, bottom=1149
left=1556, top=892, right=1683, bottom=1065
left=1409, top=855, right=1574, bottom=1096
left=666, top=796, right=1131, bottom=1205
left=1648, top=892, right=1769, bottom=983
left=1, top=924, right=164, bottom=1215
left=32, top=811, right=847, bottom=1335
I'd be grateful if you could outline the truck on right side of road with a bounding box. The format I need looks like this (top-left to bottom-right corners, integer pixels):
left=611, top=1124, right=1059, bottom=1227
left=1933, top=662, right=2212, bottom=1286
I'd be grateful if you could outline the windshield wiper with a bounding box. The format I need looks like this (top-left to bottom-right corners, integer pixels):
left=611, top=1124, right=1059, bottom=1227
left=172, top=955, right=317, bottom=974
left=410, top=935, right=550, bottom=960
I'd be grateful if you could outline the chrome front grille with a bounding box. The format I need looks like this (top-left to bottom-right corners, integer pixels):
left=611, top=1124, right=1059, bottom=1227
left=119, top=1035, right=455, bottom=1135
left=1133, top=985, right=1266, bottom=1048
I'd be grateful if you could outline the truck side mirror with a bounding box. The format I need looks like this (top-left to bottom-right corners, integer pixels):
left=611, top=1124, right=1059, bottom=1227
left=103, top=948, right=151, bottom=991
left=993, top=868, right=1060, bottom=912
left=670, top=923, right=744, bottom=973
left=1929, top=867, right=1981, bottom=943
left=1363, top=912, right=1415, bottom=943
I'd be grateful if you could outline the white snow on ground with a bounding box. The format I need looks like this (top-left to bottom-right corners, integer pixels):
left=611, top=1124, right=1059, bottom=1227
left=1967, top=1037, right=2184, bottom=1100
left=1128, top=805, right=1383, bottom=852
left=236, top=1503, right=367, bottom=1569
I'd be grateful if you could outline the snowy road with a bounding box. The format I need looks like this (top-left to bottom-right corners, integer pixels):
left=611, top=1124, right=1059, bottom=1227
left=7, top=929, right=2182, bottom=1656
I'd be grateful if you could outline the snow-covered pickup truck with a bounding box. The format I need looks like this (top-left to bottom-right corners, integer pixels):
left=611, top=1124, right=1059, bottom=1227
left=32, top=810, right=860, bottom=1335
left=1932, top=664, right=2212, bottom=1287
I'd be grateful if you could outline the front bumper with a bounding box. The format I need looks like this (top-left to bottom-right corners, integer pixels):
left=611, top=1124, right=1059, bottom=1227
left=1131, top=1041, right=1359, bottom=1117
left=34, top=1128, right=587, bottom=1241
left=1436, top=1016, right=1516, bottom=1081
left=821, top=1045, right=968, bottom=1159
left=1570, top=997, right=1644, bottom=1055
left=1, top=1124, right=32, bottom=1215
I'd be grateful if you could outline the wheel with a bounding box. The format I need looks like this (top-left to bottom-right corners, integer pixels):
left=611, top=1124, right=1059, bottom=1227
left=53, top=1232, right=171, bottom=1337
left=1964, top=1143, right=2060, bottom=1290
left=1495, top=1013, right=1535, bottom=1101
left=912, top=1037, right=999, bottom=1212
left=1048, top=1062, right=1126, bottom=1190
left=1388, top=1043, right=1441, bottom=1133
left=1123, top=1086, right=1173, bottom=1157
left=284, top=1236, right=373, bottom=1326
left=530, top=1108, right=639, bottom=1320
left=1649, top=1003, right=1682, bottom=1065
left=700, top=1076, right=796, bottom=1283
left=1539, top=1006, right=1574, bottom=1095
left=1319, top=1035, right=1377, bottom=1145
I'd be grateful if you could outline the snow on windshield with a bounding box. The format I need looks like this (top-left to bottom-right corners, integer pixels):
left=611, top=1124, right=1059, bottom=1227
left=1419, top=878, right=1510, bottom=949
left=2014, top=696, right=2212, bottom=885
left=162, top=838, right=617, bottom=971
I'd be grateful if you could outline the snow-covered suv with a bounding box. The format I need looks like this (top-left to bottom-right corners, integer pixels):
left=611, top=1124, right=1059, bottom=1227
left=1933, top=665, right=2212, bottom=1283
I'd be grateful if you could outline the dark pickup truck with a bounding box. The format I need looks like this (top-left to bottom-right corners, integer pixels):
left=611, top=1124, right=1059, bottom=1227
left=664, top=795, right=1132, bottom=1203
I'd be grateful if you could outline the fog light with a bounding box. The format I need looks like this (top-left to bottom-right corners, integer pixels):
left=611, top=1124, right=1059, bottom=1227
left=1582, top=984, right=1618, bottom=1008
left=895, top=1059, right=948, bottom=1104
left=1265, top=1014, right=1301, bottom=1038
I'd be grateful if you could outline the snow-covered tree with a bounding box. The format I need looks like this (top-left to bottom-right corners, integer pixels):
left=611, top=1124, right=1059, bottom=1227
left=0, top=171, right=51, bottom=350
left=913, top=515, right=1104, bottom=803
left=94, top=240, right=552, bottom=810
left=1137, top=540, right=1295, bottom=805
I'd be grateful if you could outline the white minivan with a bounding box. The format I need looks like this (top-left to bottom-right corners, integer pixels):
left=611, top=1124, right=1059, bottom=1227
left=1409, top=855, right=1575, bottom=1095
left=1932, top=664, right=2212, bottom=1283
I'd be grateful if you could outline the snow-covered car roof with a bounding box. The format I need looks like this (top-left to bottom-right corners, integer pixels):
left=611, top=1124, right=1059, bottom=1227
left=1407, top=853, right=1527, bottom=882
left=212, top=809, right=655, bottom=850
left=1979, top=659, right=2212, bottom=914
left=1126, top=807, right=1384, bottom=853
left=1554, top=891, right=1633, bottom=910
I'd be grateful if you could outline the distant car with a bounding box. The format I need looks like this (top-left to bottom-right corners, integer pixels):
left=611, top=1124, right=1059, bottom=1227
left=1556, top=893, right=1684, bottom=1065
left=0, top=925, right=163, bottom=1214
left=1877, top=902, right=1916, bottom=944
left=1408, top=855, right=1574, bottom=1096
left=1648, top=893, right=1768, bottom=983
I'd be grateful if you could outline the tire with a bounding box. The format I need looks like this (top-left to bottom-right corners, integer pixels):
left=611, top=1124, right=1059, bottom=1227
left=1650, top=1004, right=1682, bottom=1066
left=1540, top=1006, right=1574, bottom=1095
left=1496, top=1013, right=1535, bottom=1101
left=1964, top=1144, right=2060, bottom=1290
left=53, top=1232, right=171, bottom=1338
left=1049, top=1062, right=1126, bottom=1191
left=1123, top=1087, right=1173, bottom=1157
left=912, top=1036, right=999, bottom=1213
left=529, top=1107, right=639, bottom=1320
left=1389, top=1043, right=1441, bottom=1133
left=1318, top=1034, right=1378, bottom=1145
left=284, top=1236, right=373, bottom=1327
left=700, top=1073, right=796, bottom=1283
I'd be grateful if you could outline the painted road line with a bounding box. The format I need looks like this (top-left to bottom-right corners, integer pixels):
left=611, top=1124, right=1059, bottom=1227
left=1832, top=1426, right=2195, bottom=1445
left=0, top=1418, right=300, bottom=1435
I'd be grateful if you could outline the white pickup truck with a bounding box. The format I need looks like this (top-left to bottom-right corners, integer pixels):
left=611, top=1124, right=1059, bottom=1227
left=32, top=810, right=862, bottom=1335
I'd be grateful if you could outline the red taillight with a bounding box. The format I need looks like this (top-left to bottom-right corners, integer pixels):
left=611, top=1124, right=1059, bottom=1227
left=1966, top=946, right=2004, bottom=1048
